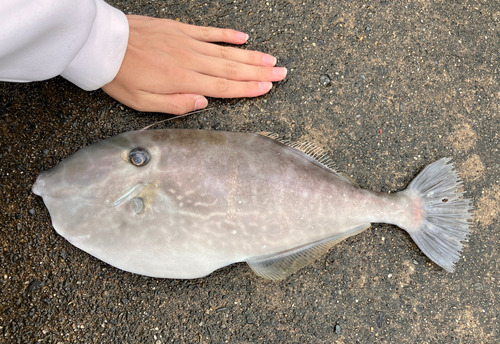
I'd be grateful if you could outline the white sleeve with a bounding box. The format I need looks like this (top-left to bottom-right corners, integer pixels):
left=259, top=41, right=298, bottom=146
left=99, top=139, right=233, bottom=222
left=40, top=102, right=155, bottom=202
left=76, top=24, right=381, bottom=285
left=0, top=0, right=129, bottom=91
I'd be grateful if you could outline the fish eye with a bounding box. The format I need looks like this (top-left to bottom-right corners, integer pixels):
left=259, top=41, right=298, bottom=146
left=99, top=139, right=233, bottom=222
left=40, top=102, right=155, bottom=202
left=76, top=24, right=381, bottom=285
left=129, top=148, right=150, bottom=166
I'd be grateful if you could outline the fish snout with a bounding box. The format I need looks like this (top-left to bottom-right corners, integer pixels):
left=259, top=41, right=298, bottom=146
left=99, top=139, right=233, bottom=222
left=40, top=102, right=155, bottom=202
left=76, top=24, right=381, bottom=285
left=32, top=168, right=65, bottom=197
left=32, top=171, right=49, bottom=196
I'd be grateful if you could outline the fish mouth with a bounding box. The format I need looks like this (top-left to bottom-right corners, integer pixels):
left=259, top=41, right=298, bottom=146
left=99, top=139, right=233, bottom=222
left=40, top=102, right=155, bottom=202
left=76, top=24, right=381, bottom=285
left=32, top=171, right=50, bottom=196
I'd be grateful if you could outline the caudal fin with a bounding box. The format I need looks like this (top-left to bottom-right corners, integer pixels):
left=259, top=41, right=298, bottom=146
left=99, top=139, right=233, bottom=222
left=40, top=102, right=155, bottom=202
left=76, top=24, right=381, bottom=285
left=404, top=158, right=472, bottom=272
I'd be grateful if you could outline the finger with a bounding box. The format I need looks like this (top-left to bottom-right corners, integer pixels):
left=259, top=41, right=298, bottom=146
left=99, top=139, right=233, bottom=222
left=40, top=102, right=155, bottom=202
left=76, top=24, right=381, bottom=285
left=124, top=59, right=276, bottom=99
left=190, top=54, right=287, bottom=82
left=130, top=93, right=208, bottom=115
left=189, top=42, right=277, bottom=67
left=170, top=71, right=274, bottom=98
left=178, top=22, right=249, bottom=44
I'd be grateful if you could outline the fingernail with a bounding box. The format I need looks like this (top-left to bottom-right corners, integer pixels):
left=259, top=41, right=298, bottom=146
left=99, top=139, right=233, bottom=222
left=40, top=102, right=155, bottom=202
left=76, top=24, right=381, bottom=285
left=194, top=98, right=208, bottom=110
left=263, top=54, right=277, bottom=66
left=273, top=67, right=287, bottom=78
left=236, top=32, right=249, bottom=42
left=258, top=82, right=272, bottom=91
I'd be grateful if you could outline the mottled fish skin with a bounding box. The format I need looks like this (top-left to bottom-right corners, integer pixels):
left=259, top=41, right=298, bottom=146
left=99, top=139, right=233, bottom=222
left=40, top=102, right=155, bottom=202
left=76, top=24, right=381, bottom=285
left=32, top=130, right=472, bottom=279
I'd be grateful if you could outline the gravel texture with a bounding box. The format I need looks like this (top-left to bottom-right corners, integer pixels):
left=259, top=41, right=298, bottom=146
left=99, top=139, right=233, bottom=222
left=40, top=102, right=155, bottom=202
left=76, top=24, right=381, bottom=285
left=1, top=1, right=499, bottom=343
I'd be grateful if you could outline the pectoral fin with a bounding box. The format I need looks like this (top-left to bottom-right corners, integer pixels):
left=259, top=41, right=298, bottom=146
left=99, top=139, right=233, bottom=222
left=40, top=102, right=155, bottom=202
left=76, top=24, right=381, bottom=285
left=133, top=180, right=161, bottom=214
left=246, top=223, right=370, bottom=280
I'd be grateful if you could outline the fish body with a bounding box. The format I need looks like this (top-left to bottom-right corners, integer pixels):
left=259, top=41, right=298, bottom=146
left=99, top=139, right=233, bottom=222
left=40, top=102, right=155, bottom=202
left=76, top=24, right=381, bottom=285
left=32, top=130, right=471, bottom=280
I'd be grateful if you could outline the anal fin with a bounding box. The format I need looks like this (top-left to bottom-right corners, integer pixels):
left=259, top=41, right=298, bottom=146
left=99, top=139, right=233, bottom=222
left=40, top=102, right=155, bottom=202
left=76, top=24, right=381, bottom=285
left=247, top=223, right=370, bottom=280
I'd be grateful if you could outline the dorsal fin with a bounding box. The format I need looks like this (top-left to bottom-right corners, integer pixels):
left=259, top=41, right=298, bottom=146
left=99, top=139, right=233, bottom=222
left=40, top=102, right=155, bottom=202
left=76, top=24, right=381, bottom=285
left=258, top=132, right=338, bottom=172
left=246, top=223, right=370, bottom=280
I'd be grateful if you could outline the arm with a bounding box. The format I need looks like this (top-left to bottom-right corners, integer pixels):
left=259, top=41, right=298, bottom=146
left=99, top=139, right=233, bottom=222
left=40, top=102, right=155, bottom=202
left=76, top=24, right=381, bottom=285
left=0, top=1, right=286, bottom=114
left=0, top=0, right=128, bottom=90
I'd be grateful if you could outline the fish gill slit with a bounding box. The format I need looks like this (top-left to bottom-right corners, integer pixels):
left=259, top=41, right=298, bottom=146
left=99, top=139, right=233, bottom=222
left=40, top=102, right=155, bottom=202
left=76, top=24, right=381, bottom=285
left=113, top=184, right=143, bottom=207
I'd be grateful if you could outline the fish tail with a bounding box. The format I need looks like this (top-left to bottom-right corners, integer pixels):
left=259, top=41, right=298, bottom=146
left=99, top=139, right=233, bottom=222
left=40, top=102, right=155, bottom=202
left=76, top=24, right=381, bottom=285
left=402, top=158, right=472, bottom=272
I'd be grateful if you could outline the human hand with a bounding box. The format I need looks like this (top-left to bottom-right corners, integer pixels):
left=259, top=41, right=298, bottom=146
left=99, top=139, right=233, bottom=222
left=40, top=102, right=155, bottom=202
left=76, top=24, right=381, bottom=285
left=102, top=15, right=287, bottom=114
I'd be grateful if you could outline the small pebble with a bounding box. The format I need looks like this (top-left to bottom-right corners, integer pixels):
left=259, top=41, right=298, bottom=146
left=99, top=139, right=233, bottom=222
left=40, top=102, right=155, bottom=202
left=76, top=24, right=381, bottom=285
left=376, top=311, right=384, bottom=328
left=335, top=324, right=341, bottom=334
left=26, top=279, right=43, bottom=294
left=319, top=74, right=331, bottom=86
left=28, top=208, right=35, bottom=216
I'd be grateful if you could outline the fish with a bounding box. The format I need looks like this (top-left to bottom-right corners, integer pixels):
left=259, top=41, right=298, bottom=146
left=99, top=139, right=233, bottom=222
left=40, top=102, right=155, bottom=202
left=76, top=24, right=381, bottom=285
left=32, top=129, right=472, bottom=280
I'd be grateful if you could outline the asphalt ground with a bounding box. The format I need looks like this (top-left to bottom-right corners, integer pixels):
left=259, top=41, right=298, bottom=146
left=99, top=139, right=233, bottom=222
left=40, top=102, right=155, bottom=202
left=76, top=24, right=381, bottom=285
left=1, top=0, right=499, bottom=343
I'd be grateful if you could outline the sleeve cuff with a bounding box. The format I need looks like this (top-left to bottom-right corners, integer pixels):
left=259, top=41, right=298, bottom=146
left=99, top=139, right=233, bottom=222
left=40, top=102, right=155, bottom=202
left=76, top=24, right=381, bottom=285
left=60, top=0, right=129, bottom=91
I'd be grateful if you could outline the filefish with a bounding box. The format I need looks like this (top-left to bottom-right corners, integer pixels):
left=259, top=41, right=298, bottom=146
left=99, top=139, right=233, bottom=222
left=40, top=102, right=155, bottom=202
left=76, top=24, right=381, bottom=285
left=32, top=130, right=472, bottom=280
